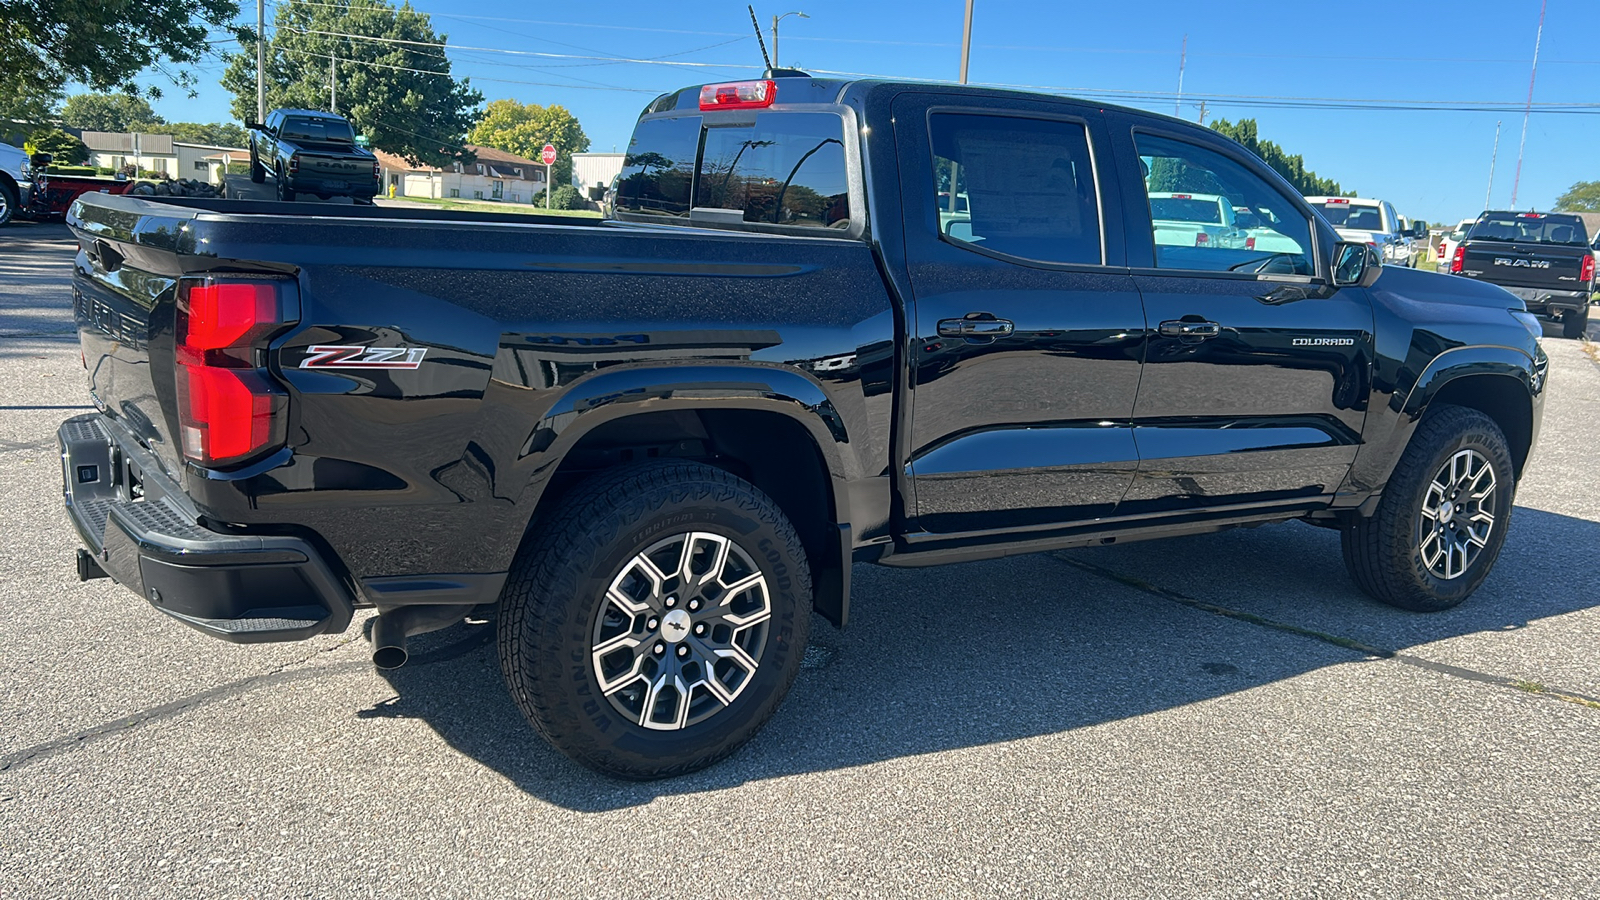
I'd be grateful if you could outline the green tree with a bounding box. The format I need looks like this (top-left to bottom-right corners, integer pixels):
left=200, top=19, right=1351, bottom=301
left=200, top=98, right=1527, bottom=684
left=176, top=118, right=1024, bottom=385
left=23, top=128, right=89, bottom=165
left=146, top=122, right=252, bottom=148
left=61, top=94, right=165, bottom=132
left=468, top=98, right=590, bottom=186
left=0, top=0, right=239, bottom=119
left=1208, top=118, right=1347, bottom=197
left=1554, top=181, right=1600, bottom=212
left=221, top=0, right=481, bottom=168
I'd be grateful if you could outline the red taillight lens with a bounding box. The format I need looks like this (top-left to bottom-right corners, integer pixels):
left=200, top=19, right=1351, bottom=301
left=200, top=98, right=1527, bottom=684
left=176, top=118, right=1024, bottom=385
left=699, top=80, right=777, bottom=110
left=175, top=279, right=289, bottom=466
left=1450, top=246, right=1466, bottom=274
left=1582, top=254, right=1595, bottom=284
left=288, top=154, right=300, bottom=174
left=1245, top=237, right=1256, bottom=250
left=1194, top=232, right=1209, bottom=246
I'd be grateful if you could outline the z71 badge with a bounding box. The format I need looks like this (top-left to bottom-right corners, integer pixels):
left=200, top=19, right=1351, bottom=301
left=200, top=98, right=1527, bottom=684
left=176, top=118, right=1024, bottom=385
left=299, top=345, right=428, bottom=369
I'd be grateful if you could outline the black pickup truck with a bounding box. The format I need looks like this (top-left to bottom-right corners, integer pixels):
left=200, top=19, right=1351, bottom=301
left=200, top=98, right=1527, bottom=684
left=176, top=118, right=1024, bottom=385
left=1449, top=210, right=1595, bottom=338
left=246, top=108, right=380, bottom=203
left=62, top=76, right=1547, bottom=779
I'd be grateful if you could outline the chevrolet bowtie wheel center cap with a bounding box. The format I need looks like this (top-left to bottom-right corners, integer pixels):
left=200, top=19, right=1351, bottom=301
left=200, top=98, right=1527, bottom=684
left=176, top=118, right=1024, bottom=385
left=661, top=609, right=692, bottom=643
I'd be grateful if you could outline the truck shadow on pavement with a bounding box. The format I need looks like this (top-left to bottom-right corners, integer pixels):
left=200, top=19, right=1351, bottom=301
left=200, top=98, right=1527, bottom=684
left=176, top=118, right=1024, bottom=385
left=368, top=505, right=1600, bottom=812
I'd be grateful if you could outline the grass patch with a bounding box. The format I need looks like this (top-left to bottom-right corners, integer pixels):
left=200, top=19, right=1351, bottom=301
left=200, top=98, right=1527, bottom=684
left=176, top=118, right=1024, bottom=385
left=1512, top=680, right=1546, bottom=693
left=381, top=196, right=599, bottom=218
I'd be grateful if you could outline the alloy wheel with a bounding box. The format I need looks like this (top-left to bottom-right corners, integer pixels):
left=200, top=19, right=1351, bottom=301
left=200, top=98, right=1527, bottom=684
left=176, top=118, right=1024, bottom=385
left=1417, top=449, right=1497, bottom=580
left=590, top=531, right=772, bottom=731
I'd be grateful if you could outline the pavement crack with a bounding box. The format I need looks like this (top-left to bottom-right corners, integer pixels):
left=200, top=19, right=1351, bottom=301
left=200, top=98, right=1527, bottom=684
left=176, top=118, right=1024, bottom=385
left=1052, top=552, right=1600, bottom=712
left=0, top=636, right=366, bottom=773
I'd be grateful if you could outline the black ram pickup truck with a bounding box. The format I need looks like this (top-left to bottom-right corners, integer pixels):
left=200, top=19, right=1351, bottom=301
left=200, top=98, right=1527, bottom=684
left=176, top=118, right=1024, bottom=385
left=246, top=108, right=380, bottom=203
left=62, top=76, right=1548, bottom=779
left=1449, top=210, right=1595, bottom=338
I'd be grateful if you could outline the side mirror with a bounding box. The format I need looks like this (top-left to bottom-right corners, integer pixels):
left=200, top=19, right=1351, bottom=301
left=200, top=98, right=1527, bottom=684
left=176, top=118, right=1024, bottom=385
left=1333, top=242, right=1383, bottom=288
left=246, top=122, right=264, bottom=131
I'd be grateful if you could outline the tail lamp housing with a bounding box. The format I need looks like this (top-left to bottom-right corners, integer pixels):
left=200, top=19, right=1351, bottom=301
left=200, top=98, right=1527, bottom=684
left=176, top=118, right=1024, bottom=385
left=174, top=278, right=291, bottom=467
left=699, top=80, right=777, bottom=110
left=1450, top=246, right=1466, bottom=274
left=1581, top=253, right=1595, bottom=286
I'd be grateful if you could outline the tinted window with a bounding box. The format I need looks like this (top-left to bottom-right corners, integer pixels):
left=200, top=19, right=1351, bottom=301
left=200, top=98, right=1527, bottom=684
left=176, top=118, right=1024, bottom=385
left=616, top=113, right=850, bottom=231
left=930, top=113, right=1102, bottom=265
left=1467, top=212, right=1590, bottom=245
left=616, top=115, right=701, bottom=219
left=1135, top=132, right=1312, bottom=274
left=698, top=113, right=850, bottom=228
left=1150, top=195, right=1223, bottom=224
left=281, top=116, right=354, bottom=144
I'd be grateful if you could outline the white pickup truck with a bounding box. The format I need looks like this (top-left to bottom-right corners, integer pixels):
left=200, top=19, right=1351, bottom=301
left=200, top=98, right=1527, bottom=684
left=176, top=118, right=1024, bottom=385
left=0, top=141, right=33, bottom=226
left=1305, top=196, right=1422, bottom=266
left=1148, top=192, right=1250, bottom=249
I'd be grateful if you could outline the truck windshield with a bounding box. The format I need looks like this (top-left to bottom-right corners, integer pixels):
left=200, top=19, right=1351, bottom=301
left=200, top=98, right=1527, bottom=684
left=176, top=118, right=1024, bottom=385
left=1150, top=197, right=1222, bottom=224
left=1317, top=202, right=1382, bottom=230
left=281, top=116, right=354, bottom=145
left=1467, top=213, right=1589, bottom=245
left=616, top=111, right=851, bottom=232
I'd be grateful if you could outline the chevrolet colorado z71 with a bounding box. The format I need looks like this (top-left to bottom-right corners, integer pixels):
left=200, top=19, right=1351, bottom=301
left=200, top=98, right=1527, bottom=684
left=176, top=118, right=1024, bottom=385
left=61, top=76, right=1547, bottom=779
left=246, top=108, right=380, bottom=203
left=1448, top=210, right=1595, bottom=339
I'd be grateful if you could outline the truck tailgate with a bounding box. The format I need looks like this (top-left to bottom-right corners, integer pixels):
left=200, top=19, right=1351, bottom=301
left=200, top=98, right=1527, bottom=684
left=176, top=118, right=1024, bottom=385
left=1458, top=240, right=1589, bottom=291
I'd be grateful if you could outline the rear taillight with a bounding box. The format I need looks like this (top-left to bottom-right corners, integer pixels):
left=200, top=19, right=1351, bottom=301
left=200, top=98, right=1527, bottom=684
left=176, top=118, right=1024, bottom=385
left=1194, top=232, right=1209, bottom=246
left=1583, top=254, right=1595, bottom=285
left=373, top=160, right=380, bottom=179
left=1450, top=246, right=1465, bottom=274
left=174, top=278, right=291, bottom=466
left=1245, top=237, right=1256, bottom=250
left=698, top=80, right=776, bottom=110
left=288, top=154, right=300, bottom=175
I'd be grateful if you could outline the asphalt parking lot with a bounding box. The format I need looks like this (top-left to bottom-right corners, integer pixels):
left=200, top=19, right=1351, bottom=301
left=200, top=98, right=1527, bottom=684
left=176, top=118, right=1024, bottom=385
left=2, top=219, right=1598, bottom=897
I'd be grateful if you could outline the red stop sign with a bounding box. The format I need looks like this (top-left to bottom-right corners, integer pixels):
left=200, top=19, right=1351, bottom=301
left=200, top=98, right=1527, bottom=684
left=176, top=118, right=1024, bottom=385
left=541, top=144, right=557, bottom=165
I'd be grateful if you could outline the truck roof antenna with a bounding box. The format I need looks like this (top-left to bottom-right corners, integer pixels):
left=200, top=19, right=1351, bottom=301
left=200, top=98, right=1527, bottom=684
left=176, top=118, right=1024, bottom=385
left=748, top=5, right=773, bottom=71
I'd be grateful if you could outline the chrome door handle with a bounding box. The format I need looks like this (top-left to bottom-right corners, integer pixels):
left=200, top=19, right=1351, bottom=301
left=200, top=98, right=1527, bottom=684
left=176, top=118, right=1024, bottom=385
left=1158, top=319, right=1220, bottom=339
left=937, top=313, right=1015, bottom=338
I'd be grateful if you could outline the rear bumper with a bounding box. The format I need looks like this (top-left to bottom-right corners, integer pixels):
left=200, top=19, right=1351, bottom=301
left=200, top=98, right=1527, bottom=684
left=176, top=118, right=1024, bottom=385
left=59, top=414, right=355, bottom=643
left=1502, top=286, right=1593, bottom=315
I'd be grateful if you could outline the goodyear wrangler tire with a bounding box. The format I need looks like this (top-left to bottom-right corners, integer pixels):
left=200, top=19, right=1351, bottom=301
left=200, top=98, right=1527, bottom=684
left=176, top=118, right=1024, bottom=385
left=1340, top=405, right=1515, bottom=612
left=497, top=460, right=811, bottom=779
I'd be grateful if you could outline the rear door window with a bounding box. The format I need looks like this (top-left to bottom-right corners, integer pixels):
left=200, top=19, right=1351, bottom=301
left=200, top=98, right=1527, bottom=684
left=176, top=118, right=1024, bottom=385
left=929, top=113, right=1103, bottom=265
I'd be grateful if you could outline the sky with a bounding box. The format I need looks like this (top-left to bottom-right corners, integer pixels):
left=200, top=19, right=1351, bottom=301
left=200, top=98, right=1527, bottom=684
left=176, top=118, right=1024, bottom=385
left=128, top=0, right=1598, bottom=226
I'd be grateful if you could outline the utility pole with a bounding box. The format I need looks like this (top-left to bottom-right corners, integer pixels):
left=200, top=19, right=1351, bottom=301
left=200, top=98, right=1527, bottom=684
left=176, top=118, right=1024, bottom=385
left=1175, top=34, right=1187, bottom=117
left=1510, top=0, right=1546, bottom=209
left=958, top=0, right=974, bottom=83
left=1485, top=120, right=1501, bottom=211
left=1196, top=100, right=1207, bottom=124
left=330, top=54, right=336, bottom=114
left=771, top=11, right=808, bottom=70
left=256, top=0, right=266, bottom=122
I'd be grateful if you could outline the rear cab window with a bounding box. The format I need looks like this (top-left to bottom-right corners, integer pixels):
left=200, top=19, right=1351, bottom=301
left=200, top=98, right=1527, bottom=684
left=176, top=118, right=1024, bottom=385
left=281, top=116, right=355, bottom=145
left=615, top=109, right=856, bottom=235
left=1467, top=212, right=1590, bottom=246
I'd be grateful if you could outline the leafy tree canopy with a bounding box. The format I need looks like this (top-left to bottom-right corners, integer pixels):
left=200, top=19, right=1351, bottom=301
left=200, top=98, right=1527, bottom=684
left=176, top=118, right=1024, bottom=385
left=61, top=94, right=164, bottom=132
left=0, top=0, right=240, bottom=120
left=1208, top=118, right=1348, bottom=197
left=147, top=122, right=252, bottom=148
left=468, top=99, right=590, bottom=185
left=24, top=127, right=89, bottom=165
left=221, top=0, right=482, bottom=168
left=1554, top=181, right=1600, bottom=212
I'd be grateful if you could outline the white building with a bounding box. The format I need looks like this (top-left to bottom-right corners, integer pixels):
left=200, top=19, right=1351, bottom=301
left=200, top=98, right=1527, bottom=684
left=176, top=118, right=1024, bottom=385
left=374, top=145, right=550, bottom=204
left=81, top=132, right=246, bottom=181
left=570, top=152, right=626, bottom=199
